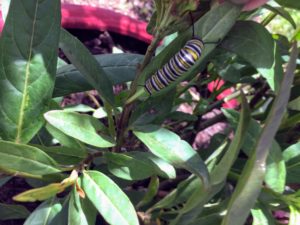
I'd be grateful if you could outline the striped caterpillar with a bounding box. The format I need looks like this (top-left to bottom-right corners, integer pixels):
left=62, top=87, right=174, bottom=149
left=144, top=37, right=204, bottom=94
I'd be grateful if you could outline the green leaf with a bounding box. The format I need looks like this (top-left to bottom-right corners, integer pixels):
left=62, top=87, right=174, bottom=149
left=221, top=21, right=283, bottom=91
left=137, top=176, right=159, bottom=208
left=37, top=145, right=87, bottom=166
left=54, top=53, right=143, bottom=97
left=288, top=96, right=300, bottom=111
left=13, top=183, right=65, bottom=202
left=82, top=170, right=139, bottom=225
left=48, top=197, right=69, bottom=225
left=129, top=92, right=175, bottom=127
left=170, top=94, right=250, bottom=225
left=0, top=140, right=60, bottom=178
left=0, top=0, right=61, bottom=143
left=221, top=43, right=298, bottom=225
left=150, top=175, right=200, bottom=211
left=0, top=203, right=30, bottom=220
left=251, top=202, right=275, bottom=225
left=275, top=0, right=300, bottom=10
left=24, top=198, right=62, bottom=225
left=44, top=110, right=115, bottom=148
left=105, top=152, right=157, bottom=180
left=45, top=123, right=84, bottom=150
left=105, top=151, right=175, bottom=180
left=264, top=5, right=296, bottom=29
left=68, top=183, right=97, bottom=225
left=283, top=142, right=300, bottom=183
left=264, top=142, right=286, bottom=193
left=134, top=127, right=209, bottom=189
left=59, top=29, right=114, bottom=105
left=138, top=2, right=242, bottom=96
left=224, top=110, right=286, bottom=193
left=289, top=205, right=300, bottom=225
left=187, top=213, right=223, bottom=225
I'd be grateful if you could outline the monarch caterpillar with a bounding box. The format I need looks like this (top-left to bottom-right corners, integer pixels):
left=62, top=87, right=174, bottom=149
left=144, top=37, right=204, bottom=94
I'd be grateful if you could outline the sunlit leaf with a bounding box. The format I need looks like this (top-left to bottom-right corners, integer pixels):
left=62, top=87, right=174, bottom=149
left=0, top=140, right=60, bottom=178
left=0, top=0, right=61, bottom=143
left=24, top=198, right=62, bottom=225
left=44, top=110, right=115, bottom=148
left=82, top=170, right=139, bottom=225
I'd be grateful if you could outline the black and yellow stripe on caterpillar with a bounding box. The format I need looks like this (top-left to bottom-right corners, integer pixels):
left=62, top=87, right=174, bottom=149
left=145, top=37, right=204, bottom=94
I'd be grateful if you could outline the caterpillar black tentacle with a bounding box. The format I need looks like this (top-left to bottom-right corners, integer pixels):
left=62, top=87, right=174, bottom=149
left=144, top=37, right=204, bottom=95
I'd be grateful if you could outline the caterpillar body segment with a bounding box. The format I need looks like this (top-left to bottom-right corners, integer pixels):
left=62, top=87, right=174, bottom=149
left=144, top=37, right=204, bottom=95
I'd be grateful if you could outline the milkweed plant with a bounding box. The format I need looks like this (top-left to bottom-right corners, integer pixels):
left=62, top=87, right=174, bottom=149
left=0, top=0, right=299, bottom=224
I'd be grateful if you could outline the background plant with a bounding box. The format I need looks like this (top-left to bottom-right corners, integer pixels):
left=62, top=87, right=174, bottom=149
left=0, top=0, right=299, bottom=225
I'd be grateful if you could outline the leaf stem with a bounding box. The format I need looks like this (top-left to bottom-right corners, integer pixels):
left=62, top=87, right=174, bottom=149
left=104, top=101, right=116, bottom=138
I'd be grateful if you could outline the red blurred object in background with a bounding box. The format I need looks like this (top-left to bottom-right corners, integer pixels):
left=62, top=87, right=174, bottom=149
left=207, top=79, right=239, bottom=109
left=0, top=4, right=152, bottom=43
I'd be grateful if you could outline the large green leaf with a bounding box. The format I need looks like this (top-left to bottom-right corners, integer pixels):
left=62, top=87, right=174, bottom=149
left=68, top=183, right=97, bottom=225
left=44, top=110, right=115, bottom=148
left=221, top=21, right=283, bottom=91
left=37, top=145, right=87, bottom=166
left=0, top=140, right=60, bottom=178
left=104, top=151, right=176, bottom=180
left=170, top=93, right=250, bottom=225
left=59, top=29, right=114, bottom=105
left=221, top=43, right=298, bottom=225
left=224, top=109, right=286, bottom=193
left=0, top=203, right=30, bottom=220
left=0, top=0, right=61, bottom=143
left=283, top=142, right=300, bottom=183
left=45, top=123, right=85, bottom=150
left=251, top=202, right=275, bottom=225
left=54, top=53, right=143, bottom=97
left=24, top=198, right=62, bottom=225
left=105, top=152, right=155, bottom=180
left=82, top=170, right=139, bottom=225
left=134, top=127, right=210, bottom=189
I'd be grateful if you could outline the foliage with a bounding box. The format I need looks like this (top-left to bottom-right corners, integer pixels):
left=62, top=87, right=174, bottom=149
left=0, top=0, right=299, bottom=225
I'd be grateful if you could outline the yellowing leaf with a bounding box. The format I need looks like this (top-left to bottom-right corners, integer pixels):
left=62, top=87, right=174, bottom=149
left=13, top=183, right=65, bottom=202
left=14, top=170, right=78, bottom=202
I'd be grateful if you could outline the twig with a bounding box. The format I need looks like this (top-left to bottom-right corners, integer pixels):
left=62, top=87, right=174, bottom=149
left=86, top=91, right=100, bottom=108
left=116, top=34, right=162, bottom=150
left=78, top=151, right=103, bottom=171
left=196, top=113, right=226, bottom=132
left=249, top=84, right=269, bottom=109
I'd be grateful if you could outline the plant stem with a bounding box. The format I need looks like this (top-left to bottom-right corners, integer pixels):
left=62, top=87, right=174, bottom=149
left=129, top=34, right=161, bottom=97
left=78, top=151, right=103, bottom=171
left=104, top=101, right=116, bottom=138
left=261, top=12, right=276, bottom=27
left=86, top=91, right=100, bottom=108
left=116, top=34, right=162, bottom=150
